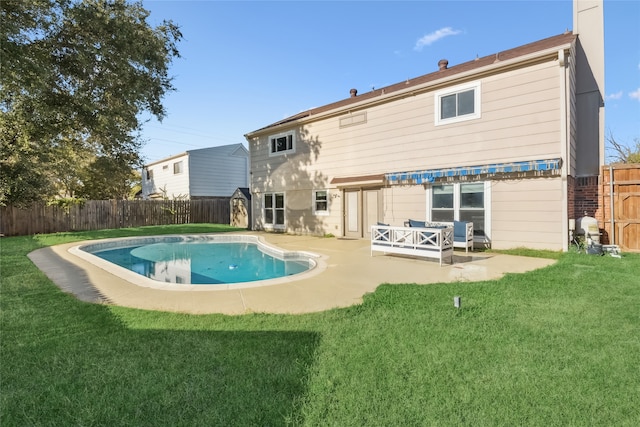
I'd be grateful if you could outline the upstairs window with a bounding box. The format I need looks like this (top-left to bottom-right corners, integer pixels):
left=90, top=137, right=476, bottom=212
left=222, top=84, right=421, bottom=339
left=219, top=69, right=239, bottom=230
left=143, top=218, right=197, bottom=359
left=269, top=132, right=295, bottom=156
left=145, top=168, right=153, bottom=180
left=434, top=81, right=481, bottom=126
left=173, top=161, right=183, bottom=174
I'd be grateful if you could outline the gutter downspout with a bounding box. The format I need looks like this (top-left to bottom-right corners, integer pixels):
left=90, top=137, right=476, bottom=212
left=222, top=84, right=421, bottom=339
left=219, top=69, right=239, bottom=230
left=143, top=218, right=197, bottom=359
left=559, top=48, right=570, bottom=252
left=609, top=165, right=615, bottom=245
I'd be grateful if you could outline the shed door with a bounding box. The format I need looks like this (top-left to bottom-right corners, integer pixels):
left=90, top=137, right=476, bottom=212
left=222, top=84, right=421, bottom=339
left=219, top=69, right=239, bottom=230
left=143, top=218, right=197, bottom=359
left=231, top=197, right=249, bottom=228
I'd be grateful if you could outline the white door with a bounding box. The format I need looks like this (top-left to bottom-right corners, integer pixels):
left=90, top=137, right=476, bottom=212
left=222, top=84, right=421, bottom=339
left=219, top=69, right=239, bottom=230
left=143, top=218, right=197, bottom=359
left=363, top=190, right=380, bottom=239
left=344, top=188, right=381, bottom=239
left=344, top=190, right=360, bottom=238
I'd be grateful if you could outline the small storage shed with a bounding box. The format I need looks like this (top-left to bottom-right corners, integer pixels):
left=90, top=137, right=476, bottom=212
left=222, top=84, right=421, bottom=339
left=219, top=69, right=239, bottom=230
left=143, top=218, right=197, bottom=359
left=230, top=187, right=251, bottom=229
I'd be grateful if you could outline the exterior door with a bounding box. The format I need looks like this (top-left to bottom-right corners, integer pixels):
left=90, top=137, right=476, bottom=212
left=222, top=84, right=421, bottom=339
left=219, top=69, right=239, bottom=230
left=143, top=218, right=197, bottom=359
left=344, top=190, right=361, bottom=238
left=343, top=188, right=381, bottom=239
left=363, top=189, right=380, bottom=239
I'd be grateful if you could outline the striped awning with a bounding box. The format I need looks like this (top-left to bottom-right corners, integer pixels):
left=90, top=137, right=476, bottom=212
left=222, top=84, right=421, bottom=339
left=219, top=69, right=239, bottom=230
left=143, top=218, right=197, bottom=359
left=386, top=158, right=562, bottom=184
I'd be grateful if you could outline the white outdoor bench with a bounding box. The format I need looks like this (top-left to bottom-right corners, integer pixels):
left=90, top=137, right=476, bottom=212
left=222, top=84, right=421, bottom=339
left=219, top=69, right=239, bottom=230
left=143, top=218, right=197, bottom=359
left=405, top=219, right=474, bottom=252
left=371, top=224, right=454, bottom=266
left=427, top=221, right=474, bottom=252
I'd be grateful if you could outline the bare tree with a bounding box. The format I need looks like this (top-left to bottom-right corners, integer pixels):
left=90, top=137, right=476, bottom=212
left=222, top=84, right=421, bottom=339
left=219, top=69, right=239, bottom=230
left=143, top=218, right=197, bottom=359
left=606, top=131, right=640, bottom=164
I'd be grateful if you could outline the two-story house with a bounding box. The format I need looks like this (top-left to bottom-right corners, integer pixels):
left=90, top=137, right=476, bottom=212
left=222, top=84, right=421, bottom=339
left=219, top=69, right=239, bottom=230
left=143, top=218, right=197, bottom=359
left=244, top=0, right=604, bottom=251
left=142, top=143, right=249, bottom=200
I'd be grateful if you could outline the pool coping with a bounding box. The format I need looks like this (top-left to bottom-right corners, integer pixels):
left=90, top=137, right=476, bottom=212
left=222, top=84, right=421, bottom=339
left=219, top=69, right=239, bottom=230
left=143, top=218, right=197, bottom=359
left=28, top=232, right=557, bottom=315
left=69, top=234, right=327, bottom=291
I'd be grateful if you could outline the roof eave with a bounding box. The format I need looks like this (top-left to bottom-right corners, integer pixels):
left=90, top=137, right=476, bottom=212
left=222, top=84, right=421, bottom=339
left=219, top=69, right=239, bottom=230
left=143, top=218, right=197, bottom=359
left=144, top=151, right=188, bottom=168
left=245, top=37, right=575, bottom=139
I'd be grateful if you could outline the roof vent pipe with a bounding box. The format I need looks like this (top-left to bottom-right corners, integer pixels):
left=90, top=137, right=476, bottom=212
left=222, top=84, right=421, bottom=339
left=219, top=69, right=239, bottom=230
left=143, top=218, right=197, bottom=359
left=350, top=88, right=357, bottom=97
left=438, top=59, right=448, bottom=70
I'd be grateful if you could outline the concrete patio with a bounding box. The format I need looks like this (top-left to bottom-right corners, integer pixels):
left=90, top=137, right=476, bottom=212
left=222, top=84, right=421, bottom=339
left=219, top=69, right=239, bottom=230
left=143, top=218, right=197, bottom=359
left=28, top=232, right=556, bottom=315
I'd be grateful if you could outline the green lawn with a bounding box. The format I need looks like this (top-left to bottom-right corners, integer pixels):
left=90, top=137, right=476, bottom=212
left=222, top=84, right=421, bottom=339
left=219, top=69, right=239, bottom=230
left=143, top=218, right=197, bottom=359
left=1, top=225, right=639, bottom=426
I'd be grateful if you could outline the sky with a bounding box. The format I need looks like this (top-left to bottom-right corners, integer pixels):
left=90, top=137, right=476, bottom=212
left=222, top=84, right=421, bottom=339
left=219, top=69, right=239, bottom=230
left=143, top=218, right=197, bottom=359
left=139, top=0, right=640, bottom=164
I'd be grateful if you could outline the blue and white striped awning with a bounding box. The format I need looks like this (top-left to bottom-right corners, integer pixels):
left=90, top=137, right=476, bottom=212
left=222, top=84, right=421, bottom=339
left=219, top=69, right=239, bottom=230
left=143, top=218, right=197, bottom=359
left=386, top=158, right=562, bottom=184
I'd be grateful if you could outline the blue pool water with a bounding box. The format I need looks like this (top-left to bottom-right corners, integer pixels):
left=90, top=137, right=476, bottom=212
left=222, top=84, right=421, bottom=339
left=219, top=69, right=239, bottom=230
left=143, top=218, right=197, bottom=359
left=91, top=241, right=310, bottom=285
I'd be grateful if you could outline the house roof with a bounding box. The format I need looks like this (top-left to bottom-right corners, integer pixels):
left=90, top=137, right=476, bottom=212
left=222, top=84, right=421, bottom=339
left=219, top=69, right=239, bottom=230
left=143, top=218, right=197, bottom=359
left=247, top=32, right=576, bottom=135
left=144, top=143, right=247, bottom=168
left=187, top=143, right=248, bottom=157
left=233, top=187, right=251, bottom=200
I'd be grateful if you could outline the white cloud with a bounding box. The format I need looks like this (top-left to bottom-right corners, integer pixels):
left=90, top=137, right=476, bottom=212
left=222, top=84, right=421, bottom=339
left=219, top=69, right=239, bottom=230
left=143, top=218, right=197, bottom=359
left=630, top=88, right=640, bottom=101
left=606, top=91, right=623, bottom=100
left=414, top=27, right=462, bottom=51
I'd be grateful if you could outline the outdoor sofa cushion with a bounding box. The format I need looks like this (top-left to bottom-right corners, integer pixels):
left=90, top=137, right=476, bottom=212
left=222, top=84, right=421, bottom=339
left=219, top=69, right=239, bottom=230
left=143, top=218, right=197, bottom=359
left=408, top=219, right=426, bottom=228
left=453, top=221, right=468, bottom=241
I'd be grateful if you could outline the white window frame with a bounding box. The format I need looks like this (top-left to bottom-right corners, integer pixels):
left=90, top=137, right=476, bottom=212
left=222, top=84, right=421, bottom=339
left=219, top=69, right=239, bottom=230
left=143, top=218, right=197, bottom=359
left=426, top=181, right=491, bottom=243
left=434, top=81, right=481, bottom=126
left=173, top=161, right=183, bottom=174
left=313, top=190, right=329, bottom=216
left=268, top=131, right=296, bottom=156
left=263, top=192, right=285, bottom=230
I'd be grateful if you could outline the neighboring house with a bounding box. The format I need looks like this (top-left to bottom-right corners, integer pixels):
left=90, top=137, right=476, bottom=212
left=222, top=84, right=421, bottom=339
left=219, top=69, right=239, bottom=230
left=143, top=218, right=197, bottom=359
left=244, top=0, right=604, bottom=251
left=142, top=143, right=249, bottom=199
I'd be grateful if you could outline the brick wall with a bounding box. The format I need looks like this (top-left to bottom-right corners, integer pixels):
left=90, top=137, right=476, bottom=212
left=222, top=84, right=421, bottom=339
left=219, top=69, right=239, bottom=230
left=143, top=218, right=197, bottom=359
left=571, top=175, right=605, bottom=243
left=568, top=176, right=576, bottom=220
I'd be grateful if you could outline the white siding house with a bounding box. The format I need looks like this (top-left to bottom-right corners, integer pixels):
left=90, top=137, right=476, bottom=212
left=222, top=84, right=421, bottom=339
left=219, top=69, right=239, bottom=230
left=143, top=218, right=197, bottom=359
left=142, top=143, right=249, bottom=199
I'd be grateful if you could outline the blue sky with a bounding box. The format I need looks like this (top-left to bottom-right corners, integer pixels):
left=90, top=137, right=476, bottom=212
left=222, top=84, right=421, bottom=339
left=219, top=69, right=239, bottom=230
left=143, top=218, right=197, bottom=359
left=140, top=0, right=640, bottom=164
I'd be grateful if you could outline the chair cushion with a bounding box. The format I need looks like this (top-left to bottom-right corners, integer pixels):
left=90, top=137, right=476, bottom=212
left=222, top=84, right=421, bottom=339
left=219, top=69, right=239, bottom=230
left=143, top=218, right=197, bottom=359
left=453, top=221, right=467, bottom=240
left=408, top=219, right=426, bottom=228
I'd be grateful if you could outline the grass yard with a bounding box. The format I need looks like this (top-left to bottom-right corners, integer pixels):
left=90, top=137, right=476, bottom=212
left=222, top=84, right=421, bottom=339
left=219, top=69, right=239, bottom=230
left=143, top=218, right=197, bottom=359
left=1, top=225, right=639, bottom=426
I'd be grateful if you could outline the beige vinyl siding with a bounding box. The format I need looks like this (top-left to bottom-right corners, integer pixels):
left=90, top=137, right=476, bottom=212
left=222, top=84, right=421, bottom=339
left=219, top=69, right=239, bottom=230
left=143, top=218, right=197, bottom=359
left=380, top=186, right=426, bottom=226
left=249, top=55, right=567, bottom=239
left=285, top=189, right=322, bottom=235
left=490, top=177, right=564, bottom=250
left=249, top=140, right=320, bottom=196
left=279, top=188, right=340, bottom=235
left=251, top=61, right=563, bottom=190
left=568, top=43, right=578, bottom=176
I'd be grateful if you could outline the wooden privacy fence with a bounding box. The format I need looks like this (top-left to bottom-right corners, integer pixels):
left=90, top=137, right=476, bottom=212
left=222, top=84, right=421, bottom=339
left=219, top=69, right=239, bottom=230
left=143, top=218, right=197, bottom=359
left=0, top=199, right=230, bottom=237
left=602, top=164, right=640, bottom=252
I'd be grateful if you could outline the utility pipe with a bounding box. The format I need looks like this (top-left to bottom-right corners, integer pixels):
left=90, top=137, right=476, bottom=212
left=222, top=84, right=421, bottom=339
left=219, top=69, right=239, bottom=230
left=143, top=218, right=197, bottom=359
left=559, top=48, right=570, bottom=252
left=609, top=165, right=615, bottom=245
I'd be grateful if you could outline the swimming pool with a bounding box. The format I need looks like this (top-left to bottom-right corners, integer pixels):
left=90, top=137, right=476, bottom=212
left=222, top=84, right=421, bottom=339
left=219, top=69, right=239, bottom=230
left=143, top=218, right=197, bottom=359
left=70, top=234, right=320, bottom=290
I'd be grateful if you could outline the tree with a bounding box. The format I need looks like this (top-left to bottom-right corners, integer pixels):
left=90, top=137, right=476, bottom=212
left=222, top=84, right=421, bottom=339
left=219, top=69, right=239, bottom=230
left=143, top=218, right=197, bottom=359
left=607, top=132, right=640, bottom=164
left=0, top=0, right=181, bottom=205
left=78, top=156, right=139, bottom=200
left=48, top=134, right=96, bottom=198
